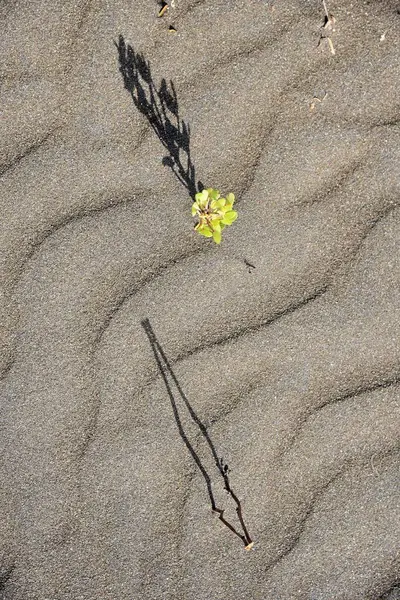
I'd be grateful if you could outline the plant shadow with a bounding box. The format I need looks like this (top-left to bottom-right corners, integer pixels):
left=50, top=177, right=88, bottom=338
left=116, top=34, right=201, bottom=200
left=142, top=318, right=253, bottom=548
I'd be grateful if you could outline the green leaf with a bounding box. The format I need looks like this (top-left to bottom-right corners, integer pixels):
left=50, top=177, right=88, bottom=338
left=215, top=198, right=226, bottom=210
left=191, top=202, right=199, bottom=216
left=222, top=199, right=234, bottom=212
left=199, top=225, right=213, bottom=237
left=208, top=188, right=220, bottom=201
left=211, top=221, right=221, bottom=233
left=221, top=210, right=238, bottom=225
left=195, top=189, right=209, bottom=207
left=210, top=199, right=217, bottom=210
left=226, top=192, right=235, bottom=205
left=212, top=228, right=222, bottom=244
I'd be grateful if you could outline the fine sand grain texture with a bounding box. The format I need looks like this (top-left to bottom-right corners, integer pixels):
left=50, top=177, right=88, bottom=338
left=1, top=0, right=400, bottom=598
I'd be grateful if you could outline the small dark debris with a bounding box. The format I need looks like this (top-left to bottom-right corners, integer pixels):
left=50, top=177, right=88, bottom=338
left=244, top=258, right=256, bottom=272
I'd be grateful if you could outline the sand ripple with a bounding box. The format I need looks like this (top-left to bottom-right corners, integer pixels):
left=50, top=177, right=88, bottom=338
left=1, top=0, right=399, bottom=598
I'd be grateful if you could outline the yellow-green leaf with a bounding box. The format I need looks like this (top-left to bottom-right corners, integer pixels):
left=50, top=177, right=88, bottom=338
left=212, top=229, right=222, bottom=244
left=221, top=210, right=238, bottom=225
left=208, top=188, right=220, bottom=201
left=216, top=198, right=226, bottom=210
left=211, top=221, right=221, bottom=233
left=199, top=225, right=213, bottom=237
left=195, top=189, right=209, bottom=207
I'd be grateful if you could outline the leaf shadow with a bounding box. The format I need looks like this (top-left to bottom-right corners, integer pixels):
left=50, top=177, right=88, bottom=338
left=116, top=34, right=200, bottom=200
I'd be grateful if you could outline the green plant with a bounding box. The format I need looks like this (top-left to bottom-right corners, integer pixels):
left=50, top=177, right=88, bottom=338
left=191, top=188, right=238, bottom=244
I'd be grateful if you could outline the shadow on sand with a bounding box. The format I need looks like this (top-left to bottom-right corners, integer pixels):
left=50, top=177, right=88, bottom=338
left=116, top=34, right=200, bottom=200
left=142, top=318, right=253, bottom=549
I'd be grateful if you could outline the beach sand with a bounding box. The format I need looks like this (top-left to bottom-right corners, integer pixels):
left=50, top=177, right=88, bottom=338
left=1, top=0, right=400, bottom=598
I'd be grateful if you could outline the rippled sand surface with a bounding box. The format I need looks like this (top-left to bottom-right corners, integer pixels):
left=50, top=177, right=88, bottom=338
left=1, top=1, right=400, bottom=598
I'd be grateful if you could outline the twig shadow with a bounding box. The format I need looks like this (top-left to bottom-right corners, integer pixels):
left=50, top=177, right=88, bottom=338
left=116, top=34, right=201, bottom=199
left=141, top=318, right=253, bottom=548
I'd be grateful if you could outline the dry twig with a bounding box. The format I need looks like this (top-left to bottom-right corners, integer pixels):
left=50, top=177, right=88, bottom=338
left=310, top=90, right=328, bottom=111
